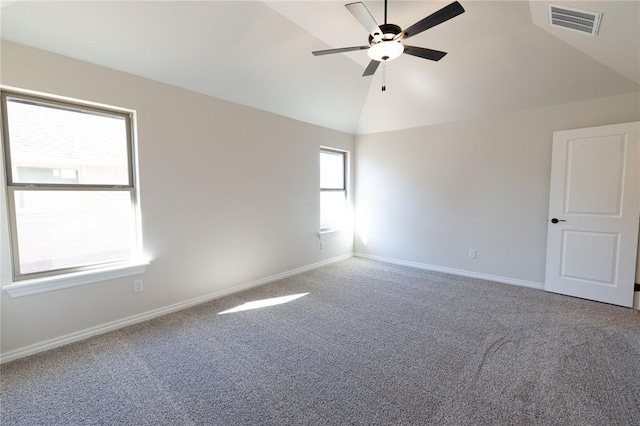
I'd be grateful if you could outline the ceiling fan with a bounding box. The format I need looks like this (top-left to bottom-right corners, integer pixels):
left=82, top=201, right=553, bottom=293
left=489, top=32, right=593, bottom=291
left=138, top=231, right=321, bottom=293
left=312, top=0, right=465, bottom=78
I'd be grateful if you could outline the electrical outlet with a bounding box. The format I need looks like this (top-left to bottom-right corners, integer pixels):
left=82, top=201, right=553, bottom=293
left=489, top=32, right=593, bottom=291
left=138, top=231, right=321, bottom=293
left=468, top=249, right=476, bottom=259
left=320, top=240, right=325, bottom=250
left=133, top=279, right=144, bottom=293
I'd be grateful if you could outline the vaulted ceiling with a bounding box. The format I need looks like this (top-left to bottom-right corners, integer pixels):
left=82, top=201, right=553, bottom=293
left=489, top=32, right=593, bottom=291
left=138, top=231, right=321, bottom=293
left=1, top=1, right=638, bottom=134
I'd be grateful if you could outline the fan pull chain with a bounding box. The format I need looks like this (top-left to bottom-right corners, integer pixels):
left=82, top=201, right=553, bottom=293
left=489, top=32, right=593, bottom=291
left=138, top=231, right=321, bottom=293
left=382, top=63, right=387, bottom=92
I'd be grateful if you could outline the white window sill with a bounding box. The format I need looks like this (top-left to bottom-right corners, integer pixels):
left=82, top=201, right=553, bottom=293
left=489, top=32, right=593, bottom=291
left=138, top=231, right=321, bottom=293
left=318, top=229, right=344, bottom=239
left=2, top=261, right=149, bottom=297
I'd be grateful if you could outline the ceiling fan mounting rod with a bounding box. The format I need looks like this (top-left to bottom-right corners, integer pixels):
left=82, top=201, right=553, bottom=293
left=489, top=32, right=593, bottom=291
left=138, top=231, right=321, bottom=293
left=384, top=0, right=388, bottom=24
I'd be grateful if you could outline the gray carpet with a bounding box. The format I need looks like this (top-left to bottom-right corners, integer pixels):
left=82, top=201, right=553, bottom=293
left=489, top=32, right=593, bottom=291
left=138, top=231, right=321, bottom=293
left=2, top=258, right=639, bottom=425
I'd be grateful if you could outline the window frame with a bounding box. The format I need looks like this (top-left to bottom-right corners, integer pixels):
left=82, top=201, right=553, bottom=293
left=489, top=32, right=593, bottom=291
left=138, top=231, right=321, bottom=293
left=1, top=89, right=143, bottom=283
left=319, top=147, right=348, bottom=233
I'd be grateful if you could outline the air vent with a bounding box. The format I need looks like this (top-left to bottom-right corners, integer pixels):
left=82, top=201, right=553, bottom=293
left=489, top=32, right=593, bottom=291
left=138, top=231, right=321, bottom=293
left=547, top=3, right=602, bottom=36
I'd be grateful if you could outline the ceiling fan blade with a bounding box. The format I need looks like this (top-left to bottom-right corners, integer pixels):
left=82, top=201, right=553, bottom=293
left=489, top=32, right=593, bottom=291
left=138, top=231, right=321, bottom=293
left=402, top=1, right=465, bottom=39
left=312, top=46, right=369, bottom=56
left=403, top=46, right=448, bottom=61
left=362, top=60, right=380, bottom=76
left=346, top=2, right=382, bottom=37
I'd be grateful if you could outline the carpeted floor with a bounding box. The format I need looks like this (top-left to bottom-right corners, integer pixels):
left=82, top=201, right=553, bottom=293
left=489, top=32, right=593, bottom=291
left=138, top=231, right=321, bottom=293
left=2, top=258, right=639, bottom=425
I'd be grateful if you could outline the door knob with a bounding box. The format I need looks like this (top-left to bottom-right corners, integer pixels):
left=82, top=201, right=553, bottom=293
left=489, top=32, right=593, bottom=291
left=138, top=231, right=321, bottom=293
left=550, top=218, right=566, bottom=224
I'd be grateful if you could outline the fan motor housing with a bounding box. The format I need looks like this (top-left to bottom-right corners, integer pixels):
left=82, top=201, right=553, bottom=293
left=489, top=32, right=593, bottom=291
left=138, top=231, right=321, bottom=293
left=369, top=23, right=402, bottom=43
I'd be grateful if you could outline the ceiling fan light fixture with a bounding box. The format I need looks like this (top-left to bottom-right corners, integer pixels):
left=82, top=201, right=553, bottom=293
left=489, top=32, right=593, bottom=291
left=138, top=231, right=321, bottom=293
left=367, top=40, right=403, bottom=62
left=312, top=1, right=465, bottom=77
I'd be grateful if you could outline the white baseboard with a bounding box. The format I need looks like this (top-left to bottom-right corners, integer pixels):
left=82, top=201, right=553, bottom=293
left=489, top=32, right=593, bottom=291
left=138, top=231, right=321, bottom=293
left=0, top=253, right=353, bottom=364
left=354, top=253, right=544, bottom=290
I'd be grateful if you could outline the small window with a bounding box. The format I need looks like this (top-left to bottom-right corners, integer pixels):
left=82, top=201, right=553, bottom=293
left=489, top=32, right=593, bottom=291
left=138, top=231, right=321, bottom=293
left=1, top=90, right=141, bottom=280
left=320, top=148, right=347, bottom=231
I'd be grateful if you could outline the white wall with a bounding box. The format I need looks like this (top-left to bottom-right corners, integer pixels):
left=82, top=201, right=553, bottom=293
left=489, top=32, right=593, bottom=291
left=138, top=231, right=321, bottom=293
left=0, top=41, right=354, bottom=355
left=355, top=92, right=640, bottom=285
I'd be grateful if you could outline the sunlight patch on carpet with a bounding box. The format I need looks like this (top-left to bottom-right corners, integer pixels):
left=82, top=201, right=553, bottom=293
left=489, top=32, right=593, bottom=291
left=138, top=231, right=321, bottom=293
left=217, top=293, right=309, bottom=315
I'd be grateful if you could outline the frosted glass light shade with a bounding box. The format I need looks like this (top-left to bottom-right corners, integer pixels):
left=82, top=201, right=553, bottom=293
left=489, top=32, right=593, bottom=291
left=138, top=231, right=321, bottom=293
left=367, top=41, right=403, bottom=61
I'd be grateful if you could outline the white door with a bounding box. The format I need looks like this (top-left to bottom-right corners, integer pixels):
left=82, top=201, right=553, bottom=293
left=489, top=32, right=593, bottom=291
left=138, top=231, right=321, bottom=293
left=544, top=122, right=639, bottom=307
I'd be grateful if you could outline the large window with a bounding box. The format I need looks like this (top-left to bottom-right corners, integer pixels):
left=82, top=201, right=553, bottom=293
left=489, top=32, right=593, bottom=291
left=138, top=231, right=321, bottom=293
left=320, top=148, right=347, bottom=231
left=1, top=90, right=140, bottom=281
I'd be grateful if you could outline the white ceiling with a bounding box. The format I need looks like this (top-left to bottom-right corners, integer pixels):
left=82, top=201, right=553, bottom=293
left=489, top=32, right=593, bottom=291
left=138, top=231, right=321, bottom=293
left=1, top=1, right=638, bottom=135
